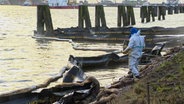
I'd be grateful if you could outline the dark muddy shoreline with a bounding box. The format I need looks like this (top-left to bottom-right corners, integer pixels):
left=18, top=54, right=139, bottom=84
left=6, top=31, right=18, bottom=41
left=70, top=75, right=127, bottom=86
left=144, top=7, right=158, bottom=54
left=90, top=46, right=184, bottom=104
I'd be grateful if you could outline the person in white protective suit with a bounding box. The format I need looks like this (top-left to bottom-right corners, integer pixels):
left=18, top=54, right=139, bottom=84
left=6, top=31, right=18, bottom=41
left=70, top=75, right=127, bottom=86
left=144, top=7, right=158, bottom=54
left=122, top=27, right=145, bottom=79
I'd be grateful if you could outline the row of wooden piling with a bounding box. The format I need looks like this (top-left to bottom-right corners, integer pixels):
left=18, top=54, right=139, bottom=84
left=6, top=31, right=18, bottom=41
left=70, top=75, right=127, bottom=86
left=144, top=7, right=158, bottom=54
left=117, top=6, right=135, bottom=27
left=167, top=5, right=184, bottom=14
left=78, top=5, right=184, bottom=27
left=141, top=5, right=184, bottom=23
left=78, top=5, right=92, bottom=28
left=36, top=5, right=184, bottom=35
left=140, top=6, right=166, bottom=22
left=78, top=5, right=135, bottom=28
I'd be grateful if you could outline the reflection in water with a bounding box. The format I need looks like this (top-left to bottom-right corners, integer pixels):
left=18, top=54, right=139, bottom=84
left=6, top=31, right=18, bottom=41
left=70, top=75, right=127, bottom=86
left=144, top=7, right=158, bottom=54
left=35, top=39, right=52, bottom=50
left=0, top=5, right=184, bottom=94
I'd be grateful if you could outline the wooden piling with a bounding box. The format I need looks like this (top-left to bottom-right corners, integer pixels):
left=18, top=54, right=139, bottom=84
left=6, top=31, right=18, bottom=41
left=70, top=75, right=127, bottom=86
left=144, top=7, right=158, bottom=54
left=174, top=6, right=179, bottom=14
left=158, top=6, right=162, bottom=20
left=153, top=6, right=158, bottom=17
left=158, top=6, right=166, bottom=20
left=43, top=5, right=54, bottom=36
left=168, top=6, right=173, bottom=15
left=127, top=6, right=135, bottom=25
left=140, top=6, right=147, bottom=23
left=84, top=5, right=92, bottom=28
left=147, top=6, right=151, bottom=22
left=150, top=6, right=155, bottom=21
left=78, top=5, right=84, bottom=28
left=180, top=6, right=184, bottom=13
left=117, top=5, right=128, bottom=27
left=141, top=6, right=155, bottom=23
left=78, top=5, right=92, bottom=28
left=37, top=5, right=53, bottom=36
left=95, top=5, right=100, bottom=28
left=95, top=5, right=107, bottom=28
left=37, top=5, right=44, bottom=35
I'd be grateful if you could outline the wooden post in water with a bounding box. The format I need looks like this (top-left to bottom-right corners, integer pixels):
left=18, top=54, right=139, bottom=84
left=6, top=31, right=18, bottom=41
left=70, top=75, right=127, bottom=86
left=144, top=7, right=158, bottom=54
left=79, top=5, right=84, bottom=28
left=147, top=6, right=152, bottom=22
left=168, top=6, right=173, bottom=15
left=95, top=5, right=107, bottom=28
left=174, top=6, right=179, bottom=14
left=180, top=6, right=184, bottom=13
left=37, top=5, right=44, bottom=35
left=158, top=6, right=166, bottom=20
left=37, top=5, right=53, bottom=36
left=78, top=5, right=91, bottom=28
left=140, top=6, right=148, bottom=23
left=150, top=6, right=155, bottom=21
left=117, top=5, right=128, bottom=27
left=141, top=6, right=155, bottom=23
left=43, top=5, right=54, bottom=36
left=95, top=5, right=100, bottom=28
left=127, top=6, right=135, bottom=25
left=84, top=5, right=91, bottom=28
left=153, top=6, right=158, bottom=17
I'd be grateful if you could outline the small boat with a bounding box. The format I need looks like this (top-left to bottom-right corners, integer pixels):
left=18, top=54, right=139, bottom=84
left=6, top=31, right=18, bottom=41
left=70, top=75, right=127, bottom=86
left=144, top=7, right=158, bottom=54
left=69, top=43, right=165, bottom=69
left=68, top=53, right=126, bottom=68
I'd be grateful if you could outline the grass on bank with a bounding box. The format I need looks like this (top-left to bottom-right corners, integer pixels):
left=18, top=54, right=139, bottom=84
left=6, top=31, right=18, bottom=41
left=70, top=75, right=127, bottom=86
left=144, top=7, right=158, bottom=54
left=111, top=50, right=184, bottom=104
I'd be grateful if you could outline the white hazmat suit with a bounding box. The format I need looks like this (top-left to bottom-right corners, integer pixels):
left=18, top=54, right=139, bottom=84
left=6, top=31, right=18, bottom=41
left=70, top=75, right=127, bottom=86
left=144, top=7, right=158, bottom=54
left=123, top=29, right=145, bottom=77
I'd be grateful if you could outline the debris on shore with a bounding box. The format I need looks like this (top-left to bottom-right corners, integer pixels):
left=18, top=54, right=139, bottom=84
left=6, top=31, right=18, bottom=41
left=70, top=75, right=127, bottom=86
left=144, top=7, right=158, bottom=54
left=90, top=46, right=184, bottom=104
left=0, top=46, right=183, bottom=104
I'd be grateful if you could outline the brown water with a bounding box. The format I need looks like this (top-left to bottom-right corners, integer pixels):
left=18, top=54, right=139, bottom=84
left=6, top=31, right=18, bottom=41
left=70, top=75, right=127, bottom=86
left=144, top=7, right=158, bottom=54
left=0, top=5, right=184, bottom=94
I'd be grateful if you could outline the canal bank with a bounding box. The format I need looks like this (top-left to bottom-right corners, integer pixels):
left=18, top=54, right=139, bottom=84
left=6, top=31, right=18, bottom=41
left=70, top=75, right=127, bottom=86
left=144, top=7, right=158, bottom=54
left=95, top=46, right=184, bottom=104
left=0, top=5, right=184, bottom=95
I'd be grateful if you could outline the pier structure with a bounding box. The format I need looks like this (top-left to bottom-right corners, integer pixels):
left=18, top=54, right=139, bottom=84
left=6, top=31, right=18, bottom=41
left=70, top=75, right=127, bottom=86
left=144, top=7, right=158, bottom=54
left=36, top=4, right=184, bottom=38
left=37, top=5, right=53, bottom=35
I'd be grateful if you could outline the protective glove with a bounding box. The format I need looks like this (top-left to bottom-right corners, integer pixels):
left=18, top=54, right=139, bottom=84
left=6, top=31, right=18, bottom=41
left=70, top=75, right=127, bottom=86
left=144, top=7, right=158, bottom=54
left=122, top=47, right=130, bottom=54
left=122, top=50, right=128, bottom=54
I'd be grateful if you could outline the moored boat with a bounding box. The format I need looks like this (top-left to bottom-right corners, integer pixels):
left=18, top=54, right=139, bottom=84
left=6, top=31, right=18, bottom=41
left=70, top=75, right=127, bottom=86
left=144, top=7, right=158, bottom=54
left=68, top=43, right=165, bottom=69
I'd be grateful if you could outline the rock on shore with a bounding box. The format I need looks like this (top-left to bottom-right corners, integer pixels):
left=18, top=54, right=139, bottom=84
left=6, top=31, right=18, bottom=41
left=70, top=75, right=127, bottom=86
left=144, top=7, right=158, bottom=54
left=91, top=46, right=184, bottom=104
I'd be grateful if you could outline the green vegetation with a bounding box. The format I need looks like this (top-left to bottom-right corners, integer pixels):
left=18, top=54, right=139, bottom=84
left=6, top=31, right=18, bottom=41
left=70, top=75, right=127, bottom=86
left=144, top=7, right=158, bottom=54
left=116, top=51, right=184, bottom=104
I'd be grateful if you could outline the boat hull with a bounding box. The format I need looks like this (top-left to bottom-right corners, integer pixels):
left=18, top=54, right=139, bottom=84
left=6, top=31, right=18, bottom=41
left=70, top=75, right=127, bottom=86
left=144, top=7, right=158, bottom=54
left=68, top=43, right=165, bottom=69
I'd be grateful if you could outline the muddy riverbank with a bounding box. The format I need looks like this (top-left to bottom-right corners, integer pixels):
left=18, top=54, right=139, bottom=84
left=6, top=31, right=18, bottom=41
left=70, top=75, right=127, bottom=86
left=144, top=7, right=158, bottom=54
left=91, top=46, right=184, bottom=104
left=0, top=5, right=184, bottom=97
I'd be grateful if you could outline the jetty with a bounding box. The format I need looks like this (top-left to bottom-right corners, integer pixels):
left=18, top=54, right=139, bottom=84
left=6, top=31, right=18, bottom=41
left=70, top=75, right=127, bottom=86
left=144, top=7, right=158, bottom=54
left=34, top=4, right=184, bottom=44
left=0, top=3, right=184, bottom=104
left=35, top=5, right=184, bottom=34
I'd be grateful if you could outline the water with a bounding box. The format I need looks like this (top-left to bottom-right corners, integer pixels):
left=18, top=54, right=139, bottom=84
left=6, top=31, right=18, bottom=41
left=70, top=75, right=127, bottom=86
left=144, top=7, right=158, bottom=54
left=0, top=5, right=184, bottom=94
